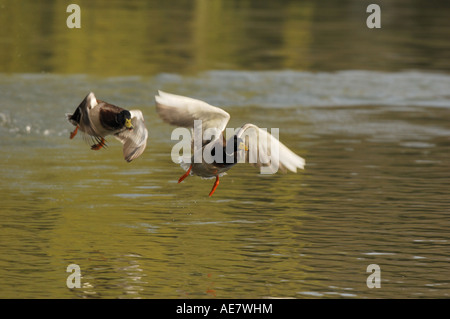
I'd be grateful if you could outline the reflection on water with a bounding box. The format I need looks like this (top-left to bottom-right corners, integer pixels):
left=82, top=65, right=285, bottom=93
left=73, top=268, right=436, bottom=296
left=1, top=0, right=450, bottom=75
left=1, top=0, right=450, bottom=299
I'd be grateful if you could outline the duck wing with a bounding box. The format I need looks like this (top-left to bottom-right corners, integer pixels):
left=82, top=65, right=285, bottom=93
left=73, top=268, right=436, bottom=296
left=155, top=91, right=230, bottom=141
left=68, top=92, right=98, bottom=133
left=236, top=123, right=305, bottom=174
left=114, top=110, right=148, bottom=162
left=67, top=92, right=106, bottom=144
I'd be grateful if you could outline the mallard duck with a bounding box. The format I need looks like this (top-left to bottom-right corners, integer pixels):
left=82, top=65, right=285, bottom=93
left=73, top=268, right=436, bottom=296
left=67, top=92, right=148, bottom=162
left=155, top=91, right=305, bottom=196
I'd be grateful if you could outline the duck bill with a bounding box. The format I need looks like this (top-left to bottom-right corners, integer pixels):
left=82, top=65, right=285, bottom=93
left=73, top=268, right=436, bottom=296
left=125, top=118, right=133, bottom=130
left=238, top=142, right=249, bottom=151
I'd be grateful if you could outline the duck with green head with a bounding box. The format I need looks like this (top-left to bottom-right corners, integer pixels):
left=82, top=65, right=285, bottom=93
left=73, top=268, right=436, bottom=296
left=155, top=90, right=305, bottom=196
left=67, top=92, right=148, bottom=162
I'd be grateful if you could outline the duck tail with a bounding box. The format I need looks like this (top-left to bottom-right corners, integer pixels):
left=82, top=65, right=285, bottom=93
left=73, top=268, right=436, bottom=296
left=65, top=113, right=76, bottom=126
left=66, top=106, right=81, bottom=126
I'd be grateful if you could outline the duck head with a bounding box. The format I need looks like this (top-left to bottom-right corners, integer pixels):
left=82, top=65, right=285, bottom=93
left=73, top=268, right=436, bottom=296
left=117, top=110, right=133, bottom=130
left=222, top=136, right=248, bottom=164
left=233, top=136, right=248, bottom=152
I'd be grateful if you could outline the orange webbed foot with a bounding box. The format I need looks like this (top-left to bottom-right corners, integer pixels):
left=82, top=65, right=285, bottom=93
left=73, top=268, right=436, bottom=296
left=70, top=125, right=79, bottom=139
left=178, top=165, right=192, bottom=183
left=209, top=175, right=220, bottom=197
left=91, top=138, right=106, bottom=150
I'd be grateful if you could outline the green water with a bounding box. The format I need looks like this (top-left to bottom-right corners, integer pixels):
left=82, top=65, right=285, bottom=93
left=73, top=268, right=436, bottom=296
left=1, top=0, right=450, bottom=299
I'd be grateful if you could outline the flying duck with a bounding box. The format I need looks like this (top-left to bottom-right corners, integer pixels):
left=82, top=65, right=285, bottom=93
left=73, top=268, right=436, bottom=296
left=67, top=92, right=148, bottom=162
left=155, top=90, right=305, bottom=196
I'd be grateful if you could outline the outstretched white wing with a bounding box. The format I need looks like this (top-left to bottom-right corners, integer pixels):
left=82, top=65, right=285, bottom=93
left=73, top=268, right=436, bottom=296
left=236, top=123, right=305, bottom=174
left=155, top=91, right=230, bottom=139
left=114, top=110, right=148, bottom=162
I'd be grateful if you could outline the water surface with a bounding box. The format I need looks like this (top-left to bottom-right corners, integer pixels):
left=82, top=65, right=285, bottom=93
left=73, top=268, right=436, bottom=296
left=0, top=0, right=450, bottom=299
